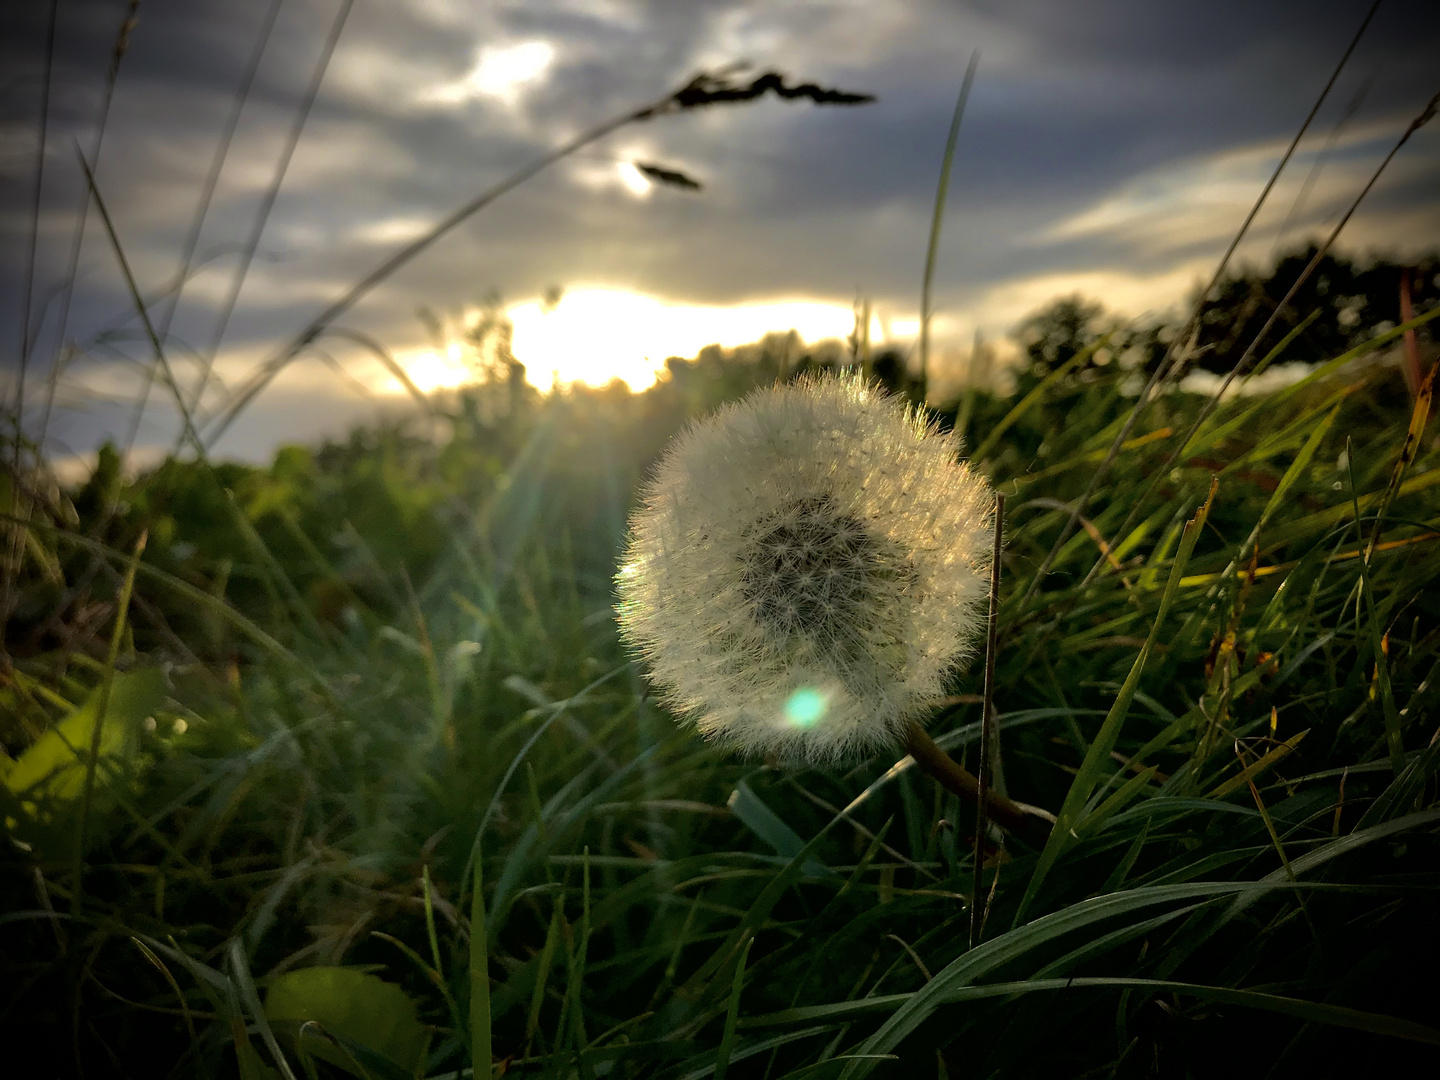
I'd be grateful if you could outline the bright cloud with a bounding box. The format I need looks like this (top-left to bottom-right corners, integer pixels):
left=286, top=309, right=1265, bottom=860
left=348, top=215, right=435, bottom=245
left=964, top=263, right=1208, bottom=331
left=425, top=40, right=557, bottom=107
left=567, top=157, right=655, bottom=199
left=396, top=341, right=475, bottom=394
left=1034, top=124, right=1404, bottom=257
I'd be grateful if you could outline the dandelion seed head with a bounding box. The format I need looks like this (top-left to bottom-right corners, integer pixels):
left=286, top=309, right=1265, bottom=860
left=615, top=373, right=994, bottom=763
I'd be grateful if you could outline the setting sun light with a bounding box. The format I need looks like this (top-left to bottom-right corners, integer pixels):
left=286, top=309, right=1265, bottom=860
left=393, top=347, right=474, bottom=394
left=379, top=289, right=895, bottom=399
left=506, top=288, right=880, bottom=392
left=617, top=162, right=653, bottom=198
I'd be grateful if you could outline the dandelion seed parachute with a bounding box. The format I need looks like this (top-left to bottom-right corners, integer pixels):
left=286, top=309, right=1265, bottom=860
left=616, top=373, right=994, bottom=763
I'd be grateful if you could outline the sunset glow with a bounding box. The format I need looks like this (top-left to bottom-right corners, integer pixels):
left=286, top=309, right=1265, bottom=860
left=505, top=289, right=887, bottom=392
left=394, top=341, right=474, bottom=394
left=377, top=291, right=896, bottom=399
left=425, top=40, right=556, bottom=106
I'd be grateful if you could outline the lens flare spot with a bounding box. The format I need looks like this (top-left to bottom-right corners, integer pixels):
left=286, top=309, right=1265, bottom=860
left=784, top=687, right=827, bottom=729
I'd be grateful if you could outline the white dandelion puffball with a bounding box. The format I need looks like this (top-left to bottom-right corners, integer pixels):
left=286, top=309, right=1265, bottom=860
left=616, top=373, right=994, bottom=762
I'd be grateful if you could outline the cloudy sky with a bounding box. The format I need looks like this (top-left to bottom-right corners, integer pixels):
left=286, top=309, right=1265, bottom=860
left=3, top=0, right=1438, bottom=466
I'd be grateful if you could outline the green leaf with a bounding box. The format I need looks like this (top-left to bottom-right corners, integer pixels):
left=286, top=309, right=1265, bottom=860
left=1076, top=765, right=1159, bottom=838
left=4, top=668, right=165, bottom=823
left=678, top=769, right=896, bottom=1001
left=1223, top=807, right=1440, bottom=922
left=1356, top=737, right=1440, bottom=828
left=264, top=967, right=430, bottom=1078
left=1180, top=309, right=1321, bottom=459
left=470, top=855, right=492, bottom=1080
left=234, top=1030, right=281, bottom=1080
left=1185, top=304, right=1440, bottom=461
left=713, top=937, right=753, bottom=1080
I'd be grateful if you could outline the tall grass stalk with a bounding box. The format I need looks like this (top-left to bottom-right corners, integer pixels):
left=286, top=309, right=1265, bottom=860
left=167, top=0, right=287, bottom=423
left=917, top=51, right=977, bottom=389
left=178, top=0, right=354, bottom=444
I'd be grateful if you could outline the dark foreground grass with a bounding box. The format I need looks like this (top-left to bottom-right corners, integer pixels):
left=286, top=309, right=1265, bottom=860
left=3, top=323, right=1440, bottom=1078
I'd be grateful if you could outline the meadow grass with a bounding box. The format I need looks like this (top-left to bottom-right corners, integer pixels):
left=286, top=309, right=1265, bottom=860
left=3, top=320, right=1440, bottom=1077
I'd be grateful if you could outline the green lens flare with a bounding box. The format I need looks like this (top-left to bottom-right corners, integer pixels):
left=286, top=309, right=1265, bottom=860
left=784, top=687, right=826, bottom=728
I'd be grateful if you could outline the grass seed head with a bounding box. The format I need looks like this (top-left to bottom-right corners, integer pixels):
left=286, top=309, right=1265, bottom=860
left=616, top=373, right=993, bottom=762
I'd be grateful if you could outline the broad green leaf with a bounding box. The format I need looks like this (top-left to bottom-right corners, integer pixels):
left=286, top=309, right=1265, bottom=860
left=4, top=668, right=165, bottom=823
left=264, top=967, right=429, bottom=1077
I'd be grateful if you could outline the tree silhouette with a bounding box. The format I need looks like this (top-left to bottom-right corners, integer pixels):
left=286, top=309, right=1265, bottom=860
left=1010, top=244, right=1439, bottom=387
left=1187, top=244, right=1438, bottom=374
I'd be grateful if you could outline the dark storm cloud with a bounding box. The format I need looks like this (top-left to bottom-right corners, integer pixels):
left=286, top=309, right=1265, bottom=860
left=2, top=0, right=1438, bottom=461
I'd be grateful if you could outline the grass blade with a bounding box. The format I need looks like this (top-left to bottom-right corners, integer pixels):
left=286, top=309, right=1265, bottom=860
left=1012, top=480, right=1215, bottom=925
left=471, top=851, right=492, bottom=1080
left=230, top=939, right=298, bottom=1080
left=713, top=937, right=753, bottom=1080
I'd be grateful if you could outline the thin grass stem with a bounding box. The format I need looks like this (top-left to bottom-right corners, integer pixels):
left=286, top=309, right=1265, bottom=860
left=71, top=529, right=145, bottom=917
left=470, top=853, right=492, bottom=1080
left=76, top=147, right=203, bottom=455
left=199, top=69, right=776, bottom=445
left=15, top=0, right=58, bottom=420
left=165, top=0, right=286, bottom=422
left=183, top=0, right=352, bottom=442
left=33, top=0, right=138, bottom=453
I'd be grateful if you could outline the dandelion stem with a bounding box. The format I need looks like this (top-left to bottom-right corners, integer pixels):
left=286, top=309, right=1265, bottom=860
left=902, top=724, right=1051, bottom=848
